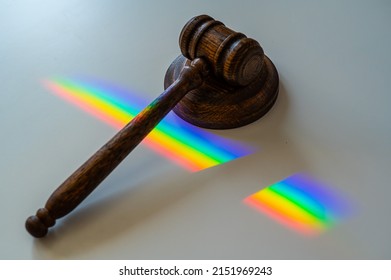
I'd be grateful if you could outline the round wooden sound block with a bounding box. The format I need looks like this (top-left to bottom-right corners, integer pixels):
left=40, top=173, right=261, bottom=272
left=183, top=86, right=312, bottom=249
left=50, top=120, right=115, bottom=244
left=164, top=55, right=279, bottom=129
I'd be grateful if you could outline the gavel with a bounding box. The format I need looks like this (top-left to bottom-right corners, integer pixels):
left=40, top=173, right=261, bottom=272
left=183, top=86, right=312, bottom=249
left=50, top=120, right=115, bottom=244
left=25, top=15, right=279, bottom=238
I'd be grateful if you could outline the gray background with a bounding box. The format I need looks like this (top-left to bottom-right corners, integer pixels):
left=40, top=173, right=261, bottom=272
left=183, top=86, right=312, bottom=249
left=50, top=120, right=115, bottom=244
left=1, top=0, right=390, bottom=259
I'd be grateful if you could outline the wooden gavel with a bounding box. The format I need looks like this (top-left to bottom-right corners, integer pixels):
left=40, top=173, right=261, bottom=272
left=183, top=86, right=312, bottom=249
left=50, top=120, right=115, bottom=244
left=25, top=15, right=279, bottom=237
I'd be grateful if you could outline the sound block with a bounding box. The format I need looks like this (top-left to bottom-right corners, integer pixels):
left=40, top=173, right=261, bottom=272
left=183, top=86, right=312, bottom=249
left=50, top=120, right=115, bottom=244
left=164, top=55, right=279, bottom=129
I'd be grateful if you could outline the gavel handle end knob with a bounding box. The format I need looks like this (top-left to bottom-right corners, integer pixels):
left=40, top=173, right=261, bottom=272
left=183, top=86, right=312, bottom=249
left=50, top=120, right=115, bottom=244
left=25, top=208, right=55, bottom=238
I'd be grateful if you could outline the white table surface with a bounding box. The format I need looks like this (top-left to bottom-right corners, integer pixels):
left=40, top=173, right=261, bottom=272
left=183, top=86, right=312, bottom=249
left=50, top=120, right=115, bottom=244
left=1, top=0, right=390, bottom=259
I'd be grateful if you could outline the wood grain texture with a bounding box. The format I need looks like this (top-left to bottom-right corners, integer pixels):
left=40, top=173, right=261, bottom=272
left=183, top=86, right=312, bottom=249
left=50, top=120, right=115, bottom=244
left=164, top=55, right=279, bottom=129
left=25, top=59, right=209, bottom=238
left=25, top=14, right=279, bottom=238
left=171, top=15, right=279, bottom=128
left=179, top=15, right=264, bottom=86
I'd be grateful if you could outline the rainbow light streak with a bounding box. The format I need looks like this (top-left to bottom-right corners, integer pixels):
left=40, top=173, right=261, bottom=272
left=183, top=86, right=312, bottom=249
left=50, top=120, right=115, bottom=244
left=43, top=77, right=255, bottom=172
left=244, top=173, right=351, bottom=236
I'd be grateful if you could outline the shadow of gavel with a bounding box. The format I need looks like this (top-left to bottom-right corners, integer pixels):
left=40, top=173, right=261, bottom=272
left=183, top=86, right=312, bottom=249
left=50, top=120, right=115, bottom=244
left=26, top=15, right=279, bottom=238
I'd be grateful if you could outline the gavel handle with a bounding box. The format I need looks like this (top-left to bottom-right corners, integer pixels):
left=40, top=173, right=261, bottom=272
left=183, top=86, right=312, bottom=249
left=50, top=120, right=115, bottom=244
left=26, top=58, right=209, bottom=238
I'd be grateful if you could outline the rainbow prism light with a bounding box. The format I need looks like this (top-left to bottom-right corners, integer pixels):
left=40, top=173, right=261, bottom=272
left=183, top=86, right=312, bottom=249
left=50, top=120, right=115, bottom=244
left=244, top=173, right=351, bottom=236
left=43, top=77, right=255, bottom=172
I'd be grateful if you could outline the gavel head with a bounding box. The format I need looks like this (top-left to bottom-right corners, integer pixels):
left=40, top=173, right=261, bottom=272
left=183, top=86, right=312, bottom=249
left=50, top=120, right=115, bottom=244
left=165, top=15, right=279, bottom=129
left=179, top=15, right=264, bottom=86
